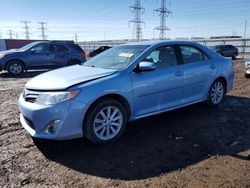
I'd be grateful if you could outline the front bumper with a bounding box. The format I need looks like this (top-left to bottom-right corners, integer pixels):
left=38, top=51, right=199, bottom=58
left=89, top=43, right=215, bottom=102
left=18, top=94, right=87, bottom=140
left=245, top=65, right=250, bottom=75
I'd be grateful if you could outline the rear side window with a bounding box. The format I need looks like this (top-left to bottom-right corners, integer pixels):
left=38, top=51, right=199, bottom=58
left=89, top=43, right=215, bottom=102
left=180, top=45, right=208, bottom=64
left=50, top=44, right=69, bottom=52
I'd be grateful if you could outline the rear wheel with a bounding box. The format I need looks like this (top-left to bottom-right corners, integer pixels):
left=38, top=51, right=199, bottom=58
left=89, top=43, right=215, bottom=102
left=232, top=53, right=237, bottom=60
left=207, top=79, right=225, bottom=106
left=84, top=99, right=127, bottom=144
left=7, top=60, right=24, bottom=76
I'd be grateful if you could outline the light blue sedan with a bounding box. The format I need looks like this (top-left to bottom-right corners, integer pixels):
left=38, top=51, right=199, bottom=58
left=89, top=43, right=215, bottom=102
left=18, top=41, right=234, bottom=143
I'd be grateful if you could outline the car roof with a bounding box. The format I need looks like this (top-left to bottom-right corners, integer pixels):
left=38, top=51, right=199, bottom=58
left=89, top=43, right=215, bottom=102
left=123, top=40, right=202, bottom=47
left=34, top=40, right=75, bottom=45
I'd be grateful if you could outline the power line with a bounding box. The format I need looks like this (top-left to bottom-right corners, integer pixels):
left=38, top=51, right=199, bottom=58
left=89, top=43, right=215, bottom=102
left=7, top=30, right=13, bottom=39
left=244, top=20, right=248, bottom=38
left=154, top=0, right=172, bottom=39
left=21, top=21, right=31, bottom=39
left=38, top=22, right=48, bottom=40
left=129, top=0, right=145, bottom=41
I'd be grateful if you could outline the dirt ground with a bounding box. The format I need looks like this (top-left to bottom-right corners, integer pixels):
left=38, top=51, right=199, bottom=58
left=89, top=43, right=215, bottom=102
left=0, top=61, right=250, bottom=188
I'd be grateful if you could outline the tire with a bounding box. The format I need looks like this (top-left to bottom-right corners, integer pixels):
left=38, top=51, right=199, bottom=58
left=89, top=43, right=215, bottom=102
left=7, top=60, right=24, bottom=76
left=84, top=99, right=128, bottom=144
left=67, top=59, right=81, bottom=66
left=232, top=53, right=237, bottom=60
left=245, top=73, right=250, bottom=78
left=207, top=79, right=225, bottom=106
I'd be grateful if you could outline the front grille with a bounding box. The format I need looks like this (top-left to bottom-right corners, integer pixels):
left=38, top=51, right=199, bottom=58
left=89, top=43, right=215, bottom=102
left=23, top=116, right=35, bottom=130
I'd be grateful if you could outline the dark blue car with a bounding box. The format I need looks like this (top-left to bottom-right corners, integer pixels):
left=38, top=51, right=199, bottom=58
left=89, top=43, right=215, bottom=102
left=0, top=41, right=86, bottom=76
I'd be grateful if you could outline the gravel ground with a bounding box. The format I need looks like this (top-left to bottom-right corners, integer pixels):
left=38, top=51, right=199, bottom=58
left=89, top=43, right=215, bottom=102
left=0, top=62, right=250, bottom=188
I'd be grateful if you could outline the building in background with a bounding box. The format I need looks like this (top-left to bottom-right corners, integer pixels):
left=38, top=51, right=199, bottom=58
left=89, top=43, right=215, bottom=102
left=0, top=39, right=40, bottom=51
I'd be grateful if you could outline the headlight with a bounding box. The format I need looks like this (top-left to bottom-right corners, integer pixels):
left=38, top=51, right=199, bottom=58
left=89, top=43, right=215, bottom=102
left=0, top=53, right=5, bottom=59
left=35, top=90, right=80, bottom=105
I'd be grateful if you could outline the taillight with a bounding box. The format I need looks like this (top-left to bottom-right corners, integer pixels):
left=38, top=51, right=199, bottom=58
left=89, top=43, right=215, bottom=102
left=82, top=52, right=86, bottom=60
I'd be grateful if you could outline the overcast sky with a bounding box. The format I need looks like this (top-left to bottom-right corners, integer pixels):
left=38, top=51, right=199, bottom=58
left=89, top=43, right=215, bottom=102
left=0, top=0, right=249, bottom=41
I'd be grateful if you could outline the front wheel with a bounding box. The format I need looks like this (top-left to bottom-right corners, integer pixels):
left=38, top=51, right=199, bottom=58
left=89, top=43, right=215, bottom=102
left=7, top=61, right=24, bottom=76
left=84, top=99, right=127, bottom=144
left=207, top=79, right=225, bottom=106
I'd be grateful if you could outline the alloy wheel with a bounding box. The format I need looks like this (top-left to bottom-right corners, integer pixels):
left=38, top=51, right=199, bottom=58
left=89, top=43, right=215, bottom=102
left=93, top=106, right=123, bottom=140
left=210, top=81, right=224, bottom=105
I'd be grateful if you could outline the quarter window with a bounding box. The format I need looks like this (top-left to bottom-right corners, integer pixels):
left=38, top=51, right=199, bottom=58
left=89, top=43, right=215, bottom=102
left=144, top=45, right=178, bottom=68
left=180, top=45, right=206, bottom=64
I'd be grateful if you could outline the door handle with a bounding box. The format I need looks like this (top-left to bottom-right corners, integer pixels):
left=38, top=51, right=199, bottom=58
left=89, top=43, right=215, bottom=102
left=210, top=64, right=216, bottom=69
left=175, top=71, right=183, bottom=77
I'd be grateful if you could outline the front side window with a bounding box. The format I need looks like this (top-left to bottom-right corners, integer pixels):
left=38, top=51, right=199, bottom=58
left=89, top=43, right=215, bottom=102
left=84, top=45, right=149, bottom=70
left=30, top=44, right=49, bottom=53
left=144, top=45, right=178, bottom=68
left=180, top=45, right=205, bottom=64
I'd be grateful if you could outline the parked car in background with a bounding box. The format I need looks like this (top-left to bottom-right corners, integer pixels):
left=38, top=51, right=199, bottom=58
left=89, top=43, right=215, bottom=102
left=19, top=41, right=234, bottom=144
left=0, top=41, right=86, bottom=76
left=89, top=46, right=111, bottom=57
left=210, top=45, right=238, bottom=59
left=245, top=59, right=250, bottom=78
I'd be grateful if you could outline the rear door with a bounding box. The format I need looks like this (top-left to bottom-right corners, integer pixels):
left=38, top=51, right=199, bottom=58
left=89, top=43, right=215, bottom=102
left=178, top=45, right=217, bottom=104
left=131, top=45, right=184, bottom=117
left=222, top=45, right=233, bottom=57
left=49, top=44, right=71, bottom=67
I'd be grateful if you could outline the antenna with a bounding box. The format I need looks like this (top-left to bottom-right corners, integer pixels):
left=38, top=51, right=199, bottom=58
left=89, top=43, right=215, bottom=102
left=38, top=22, right=48, bottom=40
left=154, top=0, right=172, bottom=39
left=129, top=0, right=145, bottom=41
left=21, top=21, right=31, bottom=39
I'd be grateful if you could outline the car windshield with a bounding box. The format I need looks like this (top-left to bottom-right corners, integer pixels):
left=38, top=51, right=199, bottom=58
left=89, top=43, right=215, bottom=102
left=19, top=42, right=40, bottom=51
left=84, top=45, right=149, bottom=70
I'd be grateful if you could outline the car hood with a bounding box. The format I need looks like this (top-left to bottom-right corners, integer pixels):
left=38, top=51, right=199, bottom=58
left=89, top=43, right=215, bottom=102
left=0, top=49, right=20, bottom=55
left=26, top=65, right=117, bottom=90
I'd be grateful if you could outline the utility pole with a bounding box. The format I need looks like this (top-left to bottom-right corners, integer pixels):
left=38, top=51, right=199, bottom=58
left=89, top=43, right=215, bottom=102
left=21, top=21, right=31, bottom=39
left=129, top=0, right=145, bottom=41
left=38, top=22, right=48, bottom=40
left=7, top=30, right=13, bottom=39
left=154, top=0, right=172, bottom=39
left=74, top=33, right=78, bottom=43
left=244, top=20, right=248, bottom=38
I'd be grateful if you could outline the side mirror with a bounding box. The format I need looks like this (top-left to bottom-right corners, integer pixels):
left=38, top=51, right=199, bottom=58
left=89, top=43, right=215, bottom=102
left=30, top=49, right=36, bottom=54
left=138, top=61, right=156, bottom=72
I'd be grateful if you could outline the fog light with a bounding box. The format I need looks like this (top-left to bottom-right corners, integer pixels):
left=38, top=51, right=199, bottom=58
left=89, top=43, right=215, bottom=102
left=43, top=120, right=61, bottom=134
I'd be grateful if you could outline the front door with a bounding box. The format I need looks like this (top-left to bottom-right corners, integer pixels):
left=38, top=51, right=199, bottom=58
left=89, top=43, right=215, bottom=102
left=27, top=43, right=52, bottom=68
left=131, top=45, right=184, bottom=117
